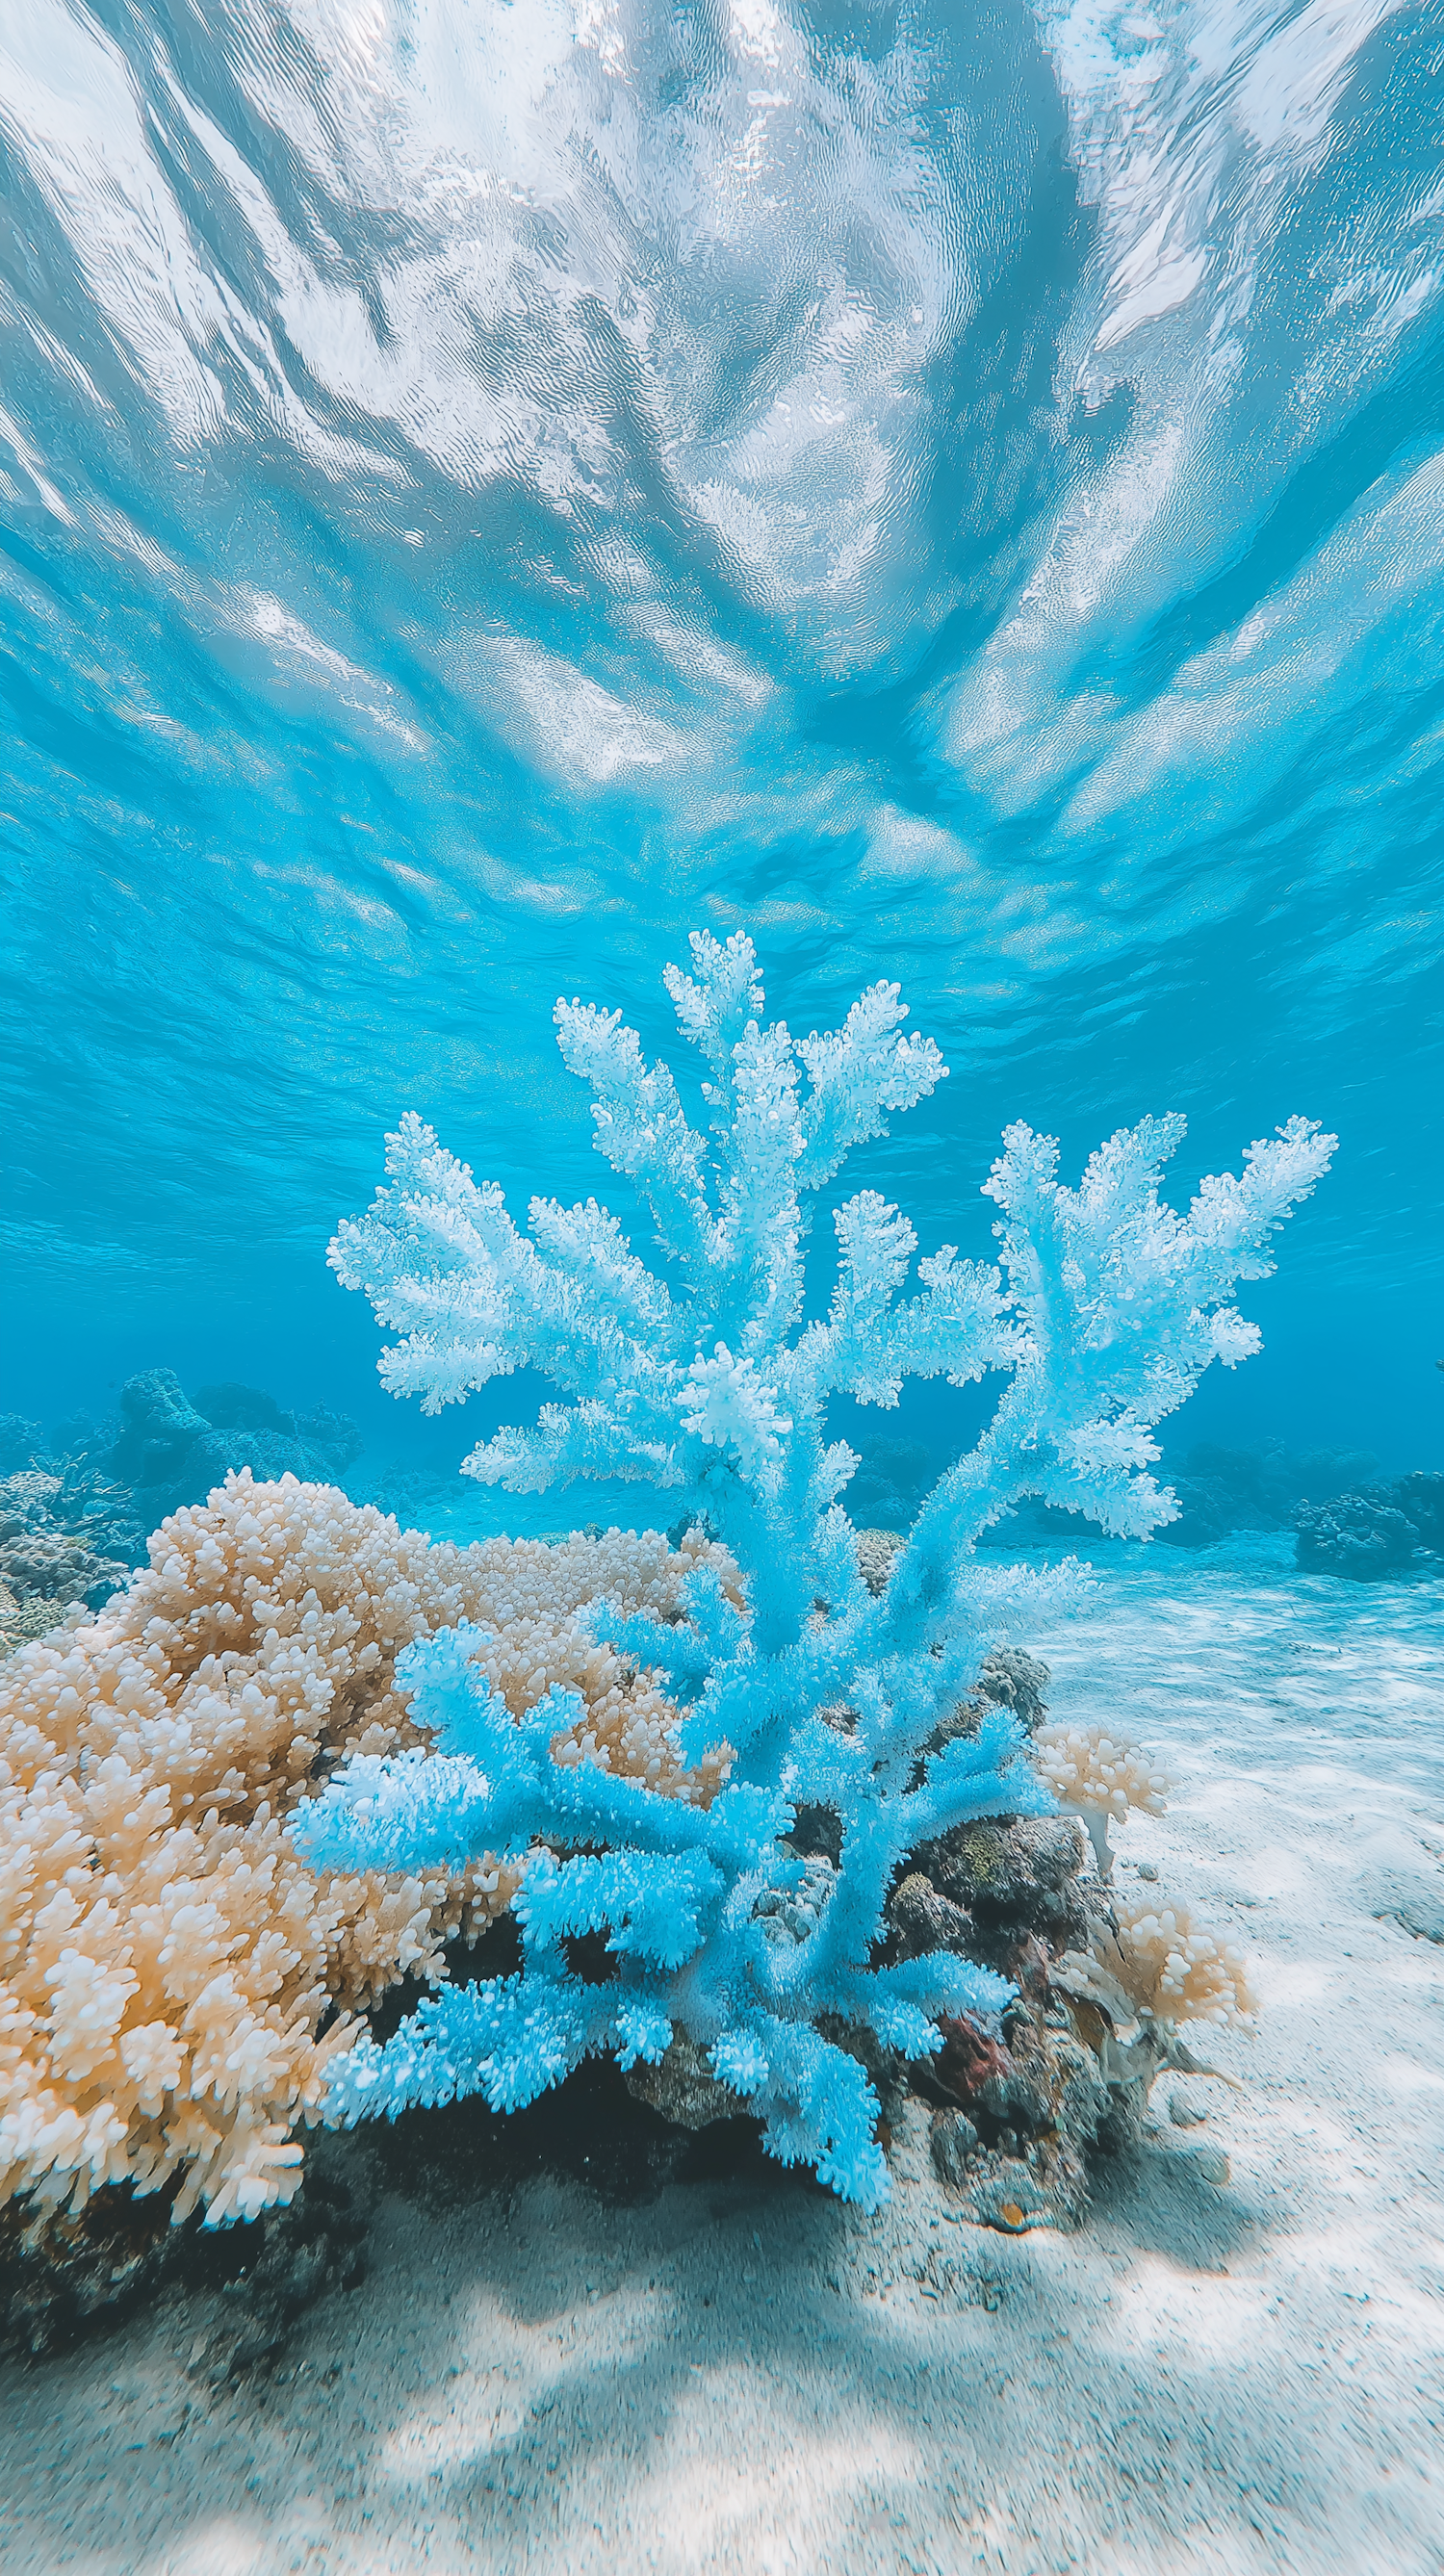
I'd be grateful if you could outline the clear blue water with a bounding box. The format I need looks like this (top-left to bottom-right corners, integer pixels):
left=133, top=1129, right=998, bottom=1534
left=2, top=0, right=1440, bottom=1488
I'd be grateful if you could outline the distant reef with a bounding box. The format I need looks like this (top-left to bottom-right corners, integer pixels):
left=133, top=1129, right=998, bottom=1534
left=1295, top=1471, right=1444, bottom=1578
left=861, top=1430, right=1441, bottom=1582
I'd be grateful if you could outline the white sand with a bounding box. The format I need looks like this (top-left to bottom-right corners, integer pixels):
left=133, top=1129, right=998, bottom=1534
left=3, top=1546, right=1442, bottom=2576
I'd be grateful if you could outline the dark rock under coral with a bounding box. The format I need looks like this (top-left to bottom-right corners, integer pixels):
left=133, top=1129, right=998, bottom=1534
left=904, top=1816, right=1094, bottom=1976
left=620, top=1639, right=1124, bottom=2235
left=0, top=2137, right=369, bottom=2372
left=918, top=1995, right=1115, bottom=2230
left=623, top=2032, right=753, bottom=2131
left=3, top=2061, right=798, bottom=2372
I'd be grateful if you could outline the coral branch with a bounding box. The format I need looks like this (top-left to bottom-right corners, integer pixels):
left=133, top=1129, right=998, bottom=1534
left=321, top=933, right=1331, bottom=2203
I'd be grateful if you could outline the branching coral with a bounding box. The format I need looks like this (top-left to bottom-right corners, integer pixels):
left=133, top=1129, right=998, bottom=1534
left=1032, top=1721, right=1175, bottom=1879
left=1, top=1474, right=735, bottom=2226
left=1054, top=1899, right=1258, bottom=2032
left=303, top=930, right=1332, bottom=2208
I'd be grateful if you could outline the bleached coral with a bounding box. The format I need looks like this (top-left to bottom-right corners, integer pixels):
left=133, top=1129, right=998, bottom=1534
left=1032, top=1721, right=1175, bottom=1879
left=1, top=1474, right=734, bottom=2226
left=1054, top=1898, right=1258, bottom=2031
left=303, top=930, right=1330, bottom=2207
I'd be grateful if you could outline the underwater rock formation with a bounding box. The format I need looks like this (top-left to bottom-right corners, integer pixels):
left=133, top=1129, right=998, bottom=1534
left=0, top=2130, right=368, bottom=2369
left=108, top=1368, right=211, bottom=1489
left=902, top=1816, right=1096, bottom=1979
left=1296, top=1471, right=1444, bottom=1577
left=617, top=1633, right=1199, bottom=2239
left=0, top=1375, right=371, bottom=1656
left=922, top=1996, right=1114, bottom=2231
left=304, top=929, right=1330, bottom=2209
left=975, top=1437, right=1396, bottom=1555
left=107, top=1368, right=364, bottom=1524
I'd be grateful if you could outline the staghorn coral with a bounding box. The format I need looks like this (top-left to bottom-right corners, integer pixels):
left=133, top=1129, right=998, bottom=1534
left=1, top=1473, right=735, bottom=2228
left=303, top=928, right=1330, bottom=2208
left=1031, top=1720, right=1175, bottom=1879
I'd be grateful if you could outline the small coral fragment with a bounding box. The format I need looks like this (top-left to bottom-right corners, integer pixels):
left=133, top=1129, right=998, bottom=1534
left=1032, top=1720, right=1175, bottom=1879
left=1054, top=1897, right=1258, bottom=2031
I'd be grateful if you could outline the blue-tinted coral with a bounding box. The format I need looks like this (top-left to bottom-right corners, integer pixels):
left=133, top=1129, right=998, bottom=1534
left=295, top=932, right=1333, bottom=2205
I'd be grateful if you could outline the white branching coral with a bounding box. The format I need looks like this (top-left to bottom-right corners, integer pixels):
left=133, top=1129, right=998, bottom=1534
left=0, top=1474, right=734, bottom=2226
left=1032, top=1721, right=1175, bottom=1879
left=1055, top=1898, right=1258, bottom=2031
left=304, top=929, right=1329, bottom=2206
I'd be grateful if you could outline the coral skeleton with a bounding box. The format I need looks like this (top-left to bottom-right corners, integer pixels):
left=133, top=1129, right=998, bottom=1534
left=1032, top=1721, right=1175, bottom=1879
left=0, top=1475, right=734, bottom=2226
left=305, top=930, right=1332, bottom=2208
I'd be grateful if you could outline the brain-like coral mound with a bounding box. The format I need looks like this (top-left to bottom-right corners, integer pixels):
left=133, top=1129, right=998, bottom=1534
left=0, top=1476, right=734, bottom=2228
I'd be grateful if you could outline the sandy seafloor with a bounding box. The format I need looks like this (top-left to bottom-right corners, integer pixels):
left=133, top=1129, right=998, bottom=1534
left=3, top=1541, right=1442, bottom=2576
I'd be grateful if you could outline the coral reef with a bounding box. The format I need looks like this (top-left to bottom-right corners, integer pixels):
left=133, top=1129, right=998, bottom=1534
left=0, top=2129, right=368, bottom=2370
left=975, top=1436, right=1395, bottom=1555
left=618, top=1638, right=1188, bottom=2235
left=0, top=1416, right=41, bottom=1476
left=1031, top=1721, right=1175, bottom=1879
left=0, top=1373, right=369, bottom=1655
left=0, top=1472, right=137, bottom=1652
left=902, top=1815, right=1096, bottom=1977
left=1296, top=1472, right=1444, bottom=1577
left=923, top=1995, right=1115, bottom=2229
left=304, top=929, right=1331, bottom=2208
left=0, top=1475, right=735, bottom=2229
left=1040, top=1897, right=1256, bottom=2158
left=1158, top=1438, right=1382, bottom=1548
left=1056, top=1898, right=1258, bottom=2029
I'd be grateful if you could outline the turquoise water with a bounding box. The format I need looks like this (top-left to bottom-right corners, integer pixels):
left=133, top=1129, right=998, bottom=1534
left=2, top=0, right=1440, bottom=1484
